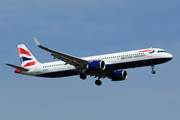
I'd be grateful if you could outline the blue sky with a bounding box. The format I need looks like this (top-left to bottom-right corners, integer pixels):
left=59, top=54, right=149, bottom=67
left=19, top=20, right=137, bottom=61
left=1, top=0, right=180, bottom=120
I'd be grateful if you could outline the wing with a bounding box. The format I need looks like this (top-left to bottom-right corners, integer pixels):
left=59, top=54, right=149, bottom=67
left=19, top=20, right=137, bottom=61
left=6, top=63, right=29, bottom=71
left=34, top=37, right=88, bottom=71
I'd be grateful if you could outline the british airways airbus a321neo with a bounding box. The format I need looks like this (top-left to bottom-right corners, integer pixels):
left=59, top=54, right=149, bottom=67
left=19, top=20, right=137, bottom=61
left=6, top=37, right=173, bottom=86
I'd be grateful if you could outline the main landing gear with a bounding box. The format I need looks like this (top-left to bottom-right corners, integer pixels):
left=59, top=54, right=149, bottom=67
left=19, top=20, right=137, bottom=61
left=95, top=77, right=102, bottom=86
left=151, top=65, right=156, bottom=74
left=80, top=73, right=87, bottom=80
left=80, top=73, right=102, bottom=86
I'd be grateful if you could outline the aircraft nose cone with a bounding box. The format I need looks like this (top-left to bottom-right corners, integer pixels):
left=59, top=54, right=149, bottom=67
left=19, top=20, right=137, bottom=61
left=168, top=53, right=173, bottom=59
left=166, top=53, right=173, bottom=61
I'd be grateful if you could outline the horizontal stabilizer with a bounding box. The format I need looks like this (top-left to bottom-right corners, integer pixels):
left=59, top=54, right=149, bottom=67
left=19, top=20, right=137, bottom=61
left=5, top=63, right=29, bottom=71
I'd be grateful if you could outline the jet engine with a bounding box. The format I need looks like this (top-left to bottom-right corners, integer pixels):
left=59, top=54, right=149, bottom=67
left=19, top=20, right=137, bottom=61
left=110, top=70, right=127, bottom=81
left=86, top=60, right=106, bottom=71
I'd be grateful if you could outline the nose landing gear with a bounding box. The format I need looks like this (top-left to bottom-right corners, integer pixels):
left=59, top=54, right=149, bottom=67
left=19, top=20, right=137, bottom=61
left=151, top=65, right=156, bottom=74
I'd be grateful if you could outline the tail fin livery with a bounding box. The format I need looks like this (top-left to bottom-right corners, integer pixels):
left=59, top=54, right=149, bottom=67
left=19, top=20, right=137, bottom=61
left=18, top=44, right=39, bottom=68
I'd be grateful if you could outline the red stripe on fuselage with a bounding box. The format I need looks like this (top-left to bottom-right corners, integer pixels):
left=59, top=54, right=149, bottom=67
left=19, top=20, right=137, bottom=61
left=23, top=61, right=36, bottom=68
left=138, top=50, right=154, bottom=52
left=19, top=48, right=32, bottom=56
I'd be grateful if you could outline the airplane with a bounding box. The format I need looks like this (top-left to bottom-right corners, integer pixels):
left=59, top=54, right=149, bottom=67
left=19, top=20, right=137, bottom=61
left=6, top=37, right=173, bottom=86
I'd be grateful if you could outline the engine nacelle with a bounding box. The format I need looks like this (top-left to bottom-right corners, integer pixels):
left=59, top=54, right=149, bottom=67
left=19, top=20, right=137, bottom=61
left=86, top=60, right=106, bottom=71
left=111, top=70, right=128, bottom=81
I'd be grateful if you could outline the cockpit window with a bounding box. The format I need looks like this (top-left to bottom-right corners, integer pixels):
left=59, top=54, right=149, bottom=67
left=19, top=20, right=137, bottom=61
left=158, top=50, right=166, bottom=53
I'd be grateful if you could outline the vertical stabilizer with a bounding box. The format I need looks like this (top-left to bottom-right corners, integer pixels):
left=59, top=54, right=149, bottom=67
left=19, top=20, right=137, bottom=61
left=18, top=44, right=40, bottom=68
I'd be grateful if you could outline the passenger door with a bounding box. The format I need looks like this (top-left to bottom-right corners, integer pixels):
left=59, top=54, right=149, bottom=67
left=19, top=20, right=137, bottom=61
left=35, top=64, right=40, bottom=73
left=147, top=53, right=152, bottom=58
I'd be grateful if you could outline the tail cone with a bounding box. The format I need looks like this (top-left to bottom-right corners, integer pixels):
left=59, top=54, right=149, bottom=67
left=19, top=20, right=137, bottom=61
left=14, top=69, right=21, bottom=73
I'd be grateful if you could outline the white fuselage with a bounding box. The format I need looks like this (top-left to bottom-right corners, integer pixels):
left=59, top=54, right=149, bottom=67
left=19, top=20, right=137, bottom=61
left=22, top=48, right=172, bottom=78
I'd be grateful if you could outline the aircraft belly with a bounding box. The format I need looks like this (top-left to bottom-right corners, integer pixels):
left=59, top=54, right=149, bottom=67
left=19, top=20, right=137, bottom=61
left=36, top=58, right=171, bottom=78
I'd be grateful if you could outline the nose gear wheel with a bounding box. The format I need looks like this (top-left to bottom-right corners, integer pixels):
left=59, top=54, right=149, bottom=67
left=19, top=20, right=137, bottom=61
left=151, top=65, right=156, bottom=74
